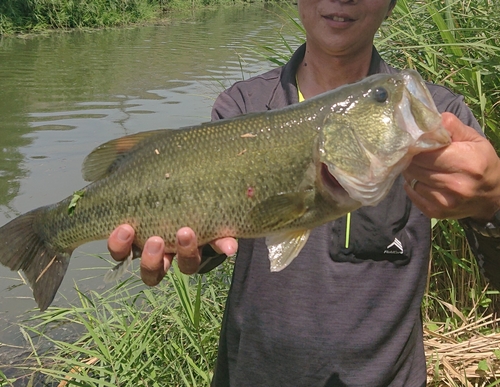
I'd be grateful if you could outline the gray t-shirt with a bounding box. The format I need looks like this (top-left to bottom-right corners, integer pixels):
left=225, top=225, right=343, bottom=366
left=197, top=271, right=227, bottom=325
left=208, top=44, right=482, bottom=387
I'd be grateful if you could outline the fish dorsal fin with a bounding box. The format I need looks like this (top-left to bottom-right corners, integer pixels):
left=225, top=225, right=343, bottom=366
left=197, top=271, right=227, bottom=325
left=248, top=191, right=312, bottom=230
left=82, top=129, right=166, bottom=182
left=266, top=229, right=311, bottom=271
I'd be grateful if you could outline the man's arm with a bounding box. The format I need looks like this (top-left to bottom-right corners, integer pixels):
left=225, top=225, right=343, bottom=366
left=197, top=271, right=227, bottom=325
left=402, top=112, right=500, bottom=287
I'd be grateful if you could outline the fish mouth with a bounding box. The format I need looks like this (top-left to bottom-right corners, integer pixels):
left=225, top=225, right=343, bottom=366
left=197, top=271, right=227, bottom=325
left=396, top=71, right=450, bottom=151
left=320, top=163, right=348, bottom=196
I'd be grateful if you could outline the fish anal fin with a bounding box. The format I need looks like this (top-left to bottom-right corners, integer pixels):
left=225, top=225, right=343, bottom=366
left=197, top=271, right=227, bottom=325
left=266, top=229, right=311, bottom=271
left=82, top=129, right=167, bottom=182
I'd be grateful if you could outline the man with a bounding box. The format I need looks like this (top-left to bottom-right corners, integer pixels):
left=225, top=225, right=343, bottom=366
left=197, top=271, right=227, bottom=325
left=108, top=0, right=500, bottom=385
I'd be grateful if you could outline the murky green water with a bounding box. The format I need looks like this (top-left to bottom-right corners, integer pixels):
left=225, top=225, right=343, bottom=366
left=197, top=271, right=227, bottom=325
left=0, top=4, right=301, bottom=348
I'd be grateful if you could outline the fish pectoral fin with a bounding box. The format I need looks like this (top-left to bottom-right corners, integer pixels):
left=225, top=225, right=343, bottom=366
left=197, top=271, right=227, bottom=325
left=82, top=129, right=168, bottom=181
left=248, top=191, right=311, bottom=229
left=266, top=229, right=311, bottom=271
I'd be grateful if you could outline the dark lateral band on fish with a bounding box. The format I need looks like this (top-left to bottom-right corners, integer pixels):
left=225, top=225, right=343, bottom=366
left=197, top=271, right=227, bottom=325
left=0, top=70, right=450, bottom=311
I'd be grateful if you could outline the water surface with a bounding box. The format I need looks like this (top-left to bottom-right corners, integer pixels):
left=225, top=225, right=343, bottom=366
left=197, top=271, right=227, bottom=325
left=0, top=4, right=301, bottom=348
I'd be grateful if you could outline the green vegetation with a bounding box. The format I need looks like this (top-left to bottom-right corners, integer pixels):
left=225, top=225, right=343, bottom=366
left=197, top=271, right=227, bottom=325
left=2, top=0, right=500, bottom=386
left=0, top=0, right=242, bottom=35
left=0, top=0, right=159, bottom=34
left=1, top=261, right=232, bottom=386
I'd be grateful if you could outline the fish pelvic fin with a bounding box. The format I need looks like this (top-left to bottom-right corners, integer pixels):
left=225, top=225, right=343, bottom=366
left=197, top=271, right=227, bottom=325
left=0, top=208, right=72, bottom=311
left=103, top=254, right=132, bottom=283
left=266, top=229, right=311, bottom=272
left=103, top=246, right=138, bottom=283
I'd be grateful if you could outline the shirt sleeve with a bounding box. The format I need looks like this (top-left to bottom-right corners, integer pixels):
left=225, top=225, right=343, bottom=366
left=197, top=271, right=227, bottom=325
left=430, top=83, right=482, bottom=133
left=462, top=225, right=500, bottom=290
left=453, top=103, right=500, bottom=290
left=211, top=89, right=247, bottom=121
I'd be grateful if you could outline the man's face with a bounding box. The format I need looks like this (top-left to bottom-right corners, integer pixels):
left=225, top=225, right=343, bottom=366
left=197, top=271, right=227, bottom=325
left=298, top=0, right=395, bottom=58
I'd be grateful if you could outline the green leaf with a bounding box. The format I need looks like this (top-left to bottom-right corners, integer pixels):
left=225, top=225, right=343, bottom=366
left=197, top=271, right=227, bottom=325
left=68, top=189, right=85, bottom=216
left=426, top=322, right=440, bottom=332
left=477, top=359, right=489, bottom=372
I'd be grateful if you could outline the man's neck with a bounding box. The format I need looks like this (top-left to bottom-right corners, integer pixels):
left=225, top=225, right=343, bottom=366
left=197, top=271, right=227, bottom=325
left=296, top=45, right=374, bottom=99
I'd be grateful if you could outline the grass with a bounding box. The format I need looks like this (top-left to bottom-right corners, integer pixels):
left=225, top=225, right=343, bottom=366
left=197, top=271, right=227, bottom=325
left=1, top=260, right=232, bottom=386
left=2, top=0, right=500, bottom=386
left=0, top=0, right=247, bottom=35
left=0, top=0, right=160, bottom=35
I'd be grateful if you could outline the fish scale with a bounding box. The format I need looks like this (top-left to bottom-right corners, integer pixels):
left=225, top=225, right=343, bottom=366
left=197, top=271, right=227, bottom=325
left=0, top=70, right=451, bottom=310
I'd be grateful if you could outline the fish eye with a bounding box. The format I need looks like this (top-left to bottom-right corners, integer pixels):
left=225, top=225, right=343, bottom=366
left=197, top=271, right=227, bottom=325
left=373, top=87, right=389, bottom=103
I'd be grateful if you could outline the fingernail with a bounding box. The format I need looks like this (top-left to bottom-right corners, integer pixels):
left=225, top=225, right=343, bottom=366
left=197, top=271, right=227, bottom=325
left=117, top=227, right=131, bottom=242
left=177, top=231, right=191, bottom=247
left=146, top=239, right=162, bottom=255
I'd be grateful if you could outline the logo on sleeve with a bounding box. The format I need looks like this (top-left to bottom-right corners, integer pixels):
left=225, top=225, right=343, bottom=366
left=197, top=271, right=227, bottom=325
left=384, top=238, right=404, bottom=254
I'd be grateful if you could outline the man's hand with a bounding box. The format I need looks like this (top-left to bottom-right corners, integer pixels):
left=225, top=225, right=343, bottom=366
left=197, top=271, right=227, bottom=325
left=108, top=225, right=238, bottom=286
left=403, top=112, right=500, bottom=221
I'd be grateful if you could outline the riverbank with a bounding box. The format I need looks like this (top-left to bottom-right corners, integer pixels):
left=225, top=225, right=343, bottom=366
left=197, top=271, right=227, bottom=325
left=0, top=0, right=259, bottom=36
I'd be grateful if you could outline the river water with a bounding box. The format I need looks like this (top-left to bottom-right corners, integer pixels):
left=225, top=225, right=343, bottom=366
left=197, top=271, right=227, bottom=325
left=0, top=4, right=301, bottom=351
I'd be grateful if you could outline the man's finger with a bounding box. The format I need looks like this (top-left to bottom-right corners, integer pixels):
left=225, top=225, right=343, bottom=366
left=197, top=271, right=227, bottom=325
left=442, top=112, right=480, bottom=143
left=140, top=236, right=168, bottom=286
left=108, top=224, right=135, bottom=261
left=176, top=227, right=201, bottom=274
left=211, top=237, right=238, bottom=256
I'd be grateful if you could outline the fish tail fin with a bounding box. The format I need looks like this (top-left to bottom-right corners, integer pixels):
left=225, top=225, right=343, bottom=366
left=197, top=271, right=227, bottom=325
left=0, top=207, right=72, bottom=311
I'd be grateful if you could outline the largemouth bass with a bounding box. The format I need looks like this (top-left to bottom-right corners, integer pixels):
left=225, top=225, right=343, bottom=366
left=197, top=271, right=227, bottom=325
left=0, top=70, right=450, bottom=311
